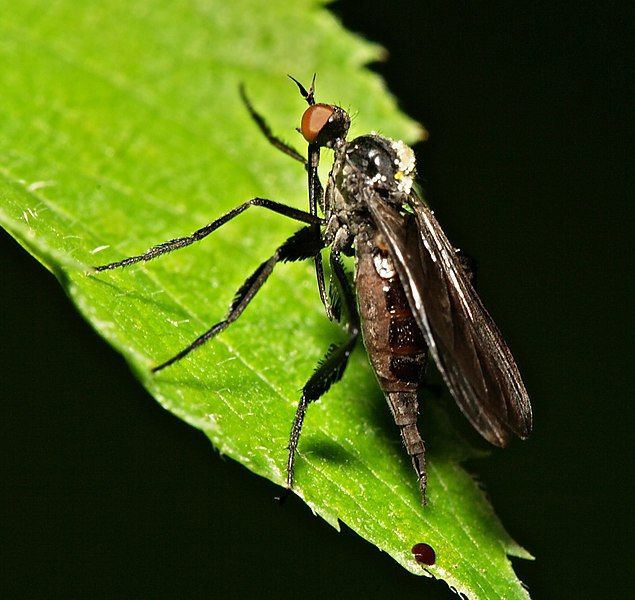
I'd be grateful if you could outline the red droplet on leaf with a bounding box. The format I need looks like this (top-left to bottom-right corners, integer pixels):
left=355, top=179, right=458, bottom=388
left=411, top=542, right=436, bottom=565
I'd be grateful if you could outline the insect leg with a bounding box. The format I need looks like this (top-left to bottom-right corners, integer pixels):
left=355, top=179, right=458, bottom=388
left=286, top=337, right=358, bottom=489
left=314, top=249, right=333, bottom=318
left=93, top=198, right=320, bottom=272
left=153, top=225, right=324, bottom=373
left=286, top=251, right=359, bottom=490
left=306, top=152, right=341, bottom=323
left=239, top=81, right=334, bottom=320
left=308, top=151, right=336, bottom=321
left=239, top=84, right=306, bottom=165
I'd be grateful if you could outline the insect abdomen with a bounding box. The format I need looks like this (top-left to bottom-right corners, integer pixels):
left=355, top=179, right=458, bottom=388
left=355, top=233, right=428, bottom=392
left=355, top=231, right=428, bottom=500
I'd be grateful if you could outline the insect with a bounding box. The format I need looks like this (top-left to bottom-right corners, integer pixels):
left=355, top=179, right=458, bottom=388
left=94, top=76, right=532, bottom=503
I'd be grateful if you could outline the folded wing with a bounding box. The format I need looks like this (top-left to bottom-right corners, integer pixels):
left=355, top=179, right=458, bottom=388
left=366, top=193, right=532, bottom=446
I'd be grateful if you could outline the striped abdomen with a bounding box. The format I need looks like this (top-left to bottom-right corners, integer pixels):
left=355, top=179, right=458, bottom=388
left=355, top=230, right=429, bottom=500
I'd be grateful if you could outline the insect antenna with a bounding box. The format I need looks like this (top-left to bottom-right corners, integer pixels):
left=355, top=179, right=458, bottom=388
left=288, top=73, right=316, bottom=106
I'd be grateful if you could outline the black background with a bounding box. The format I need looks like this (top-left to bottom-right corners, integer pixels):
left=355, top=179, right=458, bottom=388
left=2, top=2, right=631, bottom=598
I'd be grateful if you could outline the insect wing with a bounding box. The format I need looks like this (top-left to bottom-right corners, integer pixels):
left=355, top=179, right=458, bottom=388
left=365, top=193, right=532, bottom=446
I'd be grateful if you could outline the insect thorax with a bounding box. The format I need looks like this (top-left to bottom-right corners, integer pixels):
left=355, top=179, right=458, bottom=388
left=325, top=134, right=416, bottom=247
left=333, top=134, right=414, bottom=204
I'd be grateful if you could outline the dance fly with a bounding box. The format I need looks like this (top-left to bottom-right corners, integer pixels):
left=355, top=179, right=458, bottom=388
left=94, top=76, right=533, bottom=503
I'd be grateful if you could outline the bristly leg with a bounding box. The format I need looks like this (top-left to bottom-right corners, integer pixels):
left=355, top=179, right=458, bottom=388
left=285, top=251, right=359, bottom=492
left=239, top=84, right=306, bottom=165
left=240, top=79, right=335, bottom=322
left=152, top=225, right=324, bottom=372
left=92, top=195, right=324, bottom=373
left=92, top=198, right=320, bottom=272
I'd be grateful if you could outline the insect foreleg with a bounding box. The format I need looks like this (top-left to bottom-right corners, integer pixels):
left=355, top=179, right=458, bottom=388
left=240, top=81, right=336, bottom=322
left=239, top=84, right=306, bottom=165
left=92, top=198, right=319, bottom=272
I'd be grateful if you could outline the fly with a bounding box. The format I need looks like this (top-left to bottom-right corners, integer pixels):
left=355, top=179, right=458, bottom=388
left=93, top=76, right=533, bottom=503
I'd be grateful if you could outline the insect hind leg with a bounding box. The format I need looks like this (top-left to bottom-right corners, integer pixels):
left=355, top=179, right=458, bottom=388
left=285, top=335, right=358, bottom=492
left=285, top=251, right=359, bottom=493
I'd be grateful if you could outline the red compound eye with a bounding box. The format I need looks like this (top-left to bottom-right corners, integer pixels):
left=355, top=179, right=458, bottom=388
left=300, top=103, right=335, bottom=143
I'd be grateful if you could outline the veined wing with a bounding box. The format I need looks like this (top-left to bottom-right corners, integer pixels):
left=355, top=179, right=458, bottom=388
left=366, top=193, right=532, bottom=446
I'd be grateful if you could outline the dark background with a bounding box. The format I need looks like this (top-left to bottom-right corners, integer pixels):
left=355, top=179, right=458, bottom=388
left=2, top=2, right=631, bottom=598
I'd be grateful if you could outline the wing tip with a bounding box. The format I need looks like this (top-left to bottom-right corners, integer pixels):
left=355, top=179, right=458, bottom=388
left=479, top=410, right=533, bottom=448
left=515, top=403, right=534, bottom=439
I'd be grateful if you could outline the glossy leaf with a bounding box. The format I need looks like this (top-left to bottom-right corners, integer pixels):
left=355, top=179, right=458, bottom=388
left=0, top=1, right=531, bottom=597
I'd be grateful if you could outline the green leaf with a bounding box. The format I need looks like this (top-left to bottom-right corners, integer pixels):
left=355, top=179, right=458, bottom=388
left=0, top=1, right=531, bottom=597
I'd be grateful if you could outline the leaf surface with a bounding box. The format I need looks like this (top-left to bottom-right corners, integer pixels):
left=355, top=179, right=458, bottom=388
left=0, top=1, right=531, bottom=597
